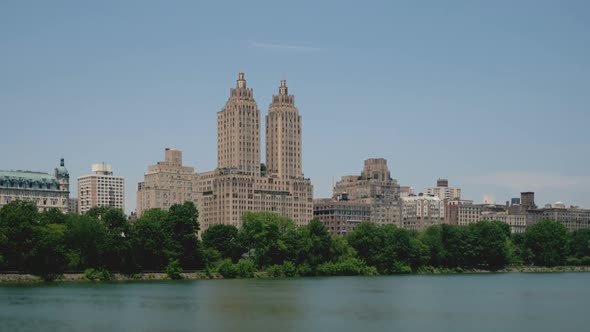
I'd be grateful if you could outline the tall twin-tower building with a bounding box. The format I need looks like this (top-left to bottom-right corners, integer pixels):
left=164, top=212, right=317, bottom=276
left=196, top=73, right=313, bottom=231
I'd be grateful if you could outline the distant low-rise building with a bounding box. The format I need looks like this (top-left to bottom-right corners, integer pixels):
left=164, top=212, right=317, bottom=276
left=0, top=159, right=70, bottom=212
left=444, top=199, right=474, bottom=225
left=401, top=194, right=444, bottom=230
left=313, top=194, right=371, bottom=236
left=527, top=204, right=590, bottom=231
left=457, top=204, right=482, bottom=226
left=481, top=212, right=527, bottom=233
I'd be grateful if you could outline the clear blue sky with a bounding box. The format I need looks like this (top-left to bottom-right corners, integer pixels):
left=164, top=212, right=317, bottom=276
left=1, top=0, right=589, bottom=213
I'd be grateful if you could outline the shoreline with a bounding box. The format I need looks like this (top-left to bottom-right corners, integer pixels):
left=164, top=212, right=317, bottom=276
left=1, top=266, right=590, bottom=284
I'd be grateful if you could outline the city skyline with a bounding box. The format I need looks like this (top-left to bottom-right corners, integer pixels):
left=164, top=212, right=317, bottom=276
left=2, top=1, right=589, bottom=212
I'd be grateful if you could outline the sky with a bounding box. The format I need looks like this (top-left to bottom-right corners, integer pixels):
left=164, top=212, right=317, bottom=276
left=1, top=0, right=589, bottom=213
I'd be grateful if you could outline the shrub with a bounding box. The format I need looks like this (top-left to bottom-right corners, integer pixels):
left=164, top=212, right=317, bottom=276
left=266, top=265, right=284, bottom=278
left=297, top=263, right=312, bottom=277
left=218, top=259, right=239, bottom=278
left=316, top=257, right=376, bottom=276
left=566, top=257, right=581, bottom=266
left=282, top=261, right=298, bottom=277
left=84, top=268, right=112, bottom=281
left=166, top=259, right=183, bottom=280
left=581, top=256, right=590, bottom=266
left=236, top=259, right=256, bottom=278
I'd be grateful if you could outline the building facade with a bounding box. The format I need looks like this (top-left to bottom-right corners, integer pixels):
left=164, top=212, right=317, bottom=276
left=313, top=195, right=371, bottom=236
left=68, top=197, right=78, bottom=214
left=444, top=199, right=474, bottom=225
left=457, top=204, right=482, bottom=226
left=331, top=158, right=401, bottom=227
left=196, top=73, right=313, bottom=231
left=480, top=212, right=527, bottom=233
left=425, top=178, right=461, bottom=201
left=0, top=159, right=70, bottom=212
left=400, top=194, right=444, bottom=230
left=136, top=148, right=197, bottom=216
left=78, top=163, right=125, bottom=214
left=527, top=206, right=590, bottom=232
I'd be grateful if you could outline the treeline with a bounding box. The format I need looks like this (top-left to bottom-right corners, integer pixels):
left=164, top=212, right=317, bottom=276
left=1, top=200, right=590, bottom=280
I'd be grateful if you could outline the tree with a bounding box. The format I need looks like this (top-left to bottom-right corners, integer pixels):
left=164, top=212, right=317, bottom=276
left=163, top=202, right=202, bottom=269
left=346, top=222, right=385, bottom=271
left=202, top=224, right=243, bottom=262
left=297, top=219, right=333, bottom=269
left=467, top=221, right=510, bottom=270
left=419, top=225, right=445, bottom=267
left=39, top=208, right=67, bottom=225
left=29, top=224, right=68, bottom=279
left=440, top=224, right=470, bottom=268
left=131, top=209, right=169, bottom=270
left=0, top=200, right=39, bottom=271
left=239, top=212, right=296, bottom=267
left=99, top=208, right=135, bottom=272
left=65, top=214, right=108, bottom=269
left=525, top=220, right=567, bottom=267
left=568, top=229, right=590, bottom=259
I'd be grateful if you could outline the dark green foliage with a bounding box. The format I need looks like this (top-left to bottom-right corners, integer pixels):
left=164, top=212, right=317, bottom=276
left=163, top=202, right=202, bottom=269
left=525, top=220, right=568, bottom=267
left=65, top=214, right=107, bottom=269
left=467, top=221, right=511, bottom=270
left=316, top=257, right=377, bottom=276
left=235, top=259, right=256, bottom=278
left=347, top=223, right=430, bottom=274
left=84, top=268, right=112, bottom=281
left=166, top=259, right=183, bottom=280
left=0, top=200, right=39, bottom=271
left=131, top=209, right=169, bottom=270
left=218, top=259, right=239, bottom=278
left=566, top=257, right=581, bottom=266
left=510, top=232, right=532, bottom=265
left=0, top=202, right=586, bottom=279
left=239, top=212, right=297, bottom=267
left=202, top=224, right=243, bottom=262
left=567, top=229, right=590, bottom=259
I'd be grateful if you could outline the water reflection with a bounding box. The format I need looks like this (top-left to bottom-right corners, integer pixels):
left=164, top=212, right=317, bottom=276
left=1, top=274, right=590, bottom=332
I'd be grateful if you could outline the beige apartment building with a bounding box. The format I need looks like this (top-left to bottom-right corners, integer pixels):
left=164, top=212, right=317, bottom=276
left=78, top=163, right=125, bottom=214
left=196, top=73, right=313, bottom=230
left=333, top=158, right=401, bottom=226
left=136, top=148, right=197, bottom=216
left=481, top=212, right=527, bottom=233
left=400, top=194, right=444, bottom=230
left=0, top=159, right=70, bottom=212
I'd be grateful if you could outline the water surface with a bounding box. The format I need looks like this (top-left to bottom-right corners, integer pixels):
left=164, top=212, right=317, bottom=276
left=1, top=273, right=588, bottom=332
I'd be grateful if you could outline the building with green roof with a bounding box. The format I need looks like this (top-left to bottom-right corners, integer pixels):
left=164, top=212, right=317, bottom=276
left=0, top=159, right=70, bottom=212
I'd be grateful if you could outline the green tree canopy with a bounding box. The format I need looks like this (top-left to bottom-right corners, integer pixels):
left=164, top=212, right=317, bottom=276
left=525, top=220, right=567, bottom=267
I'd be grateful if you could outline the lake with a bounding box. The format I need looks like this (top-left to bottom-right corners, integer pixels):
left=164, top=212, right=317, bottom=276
left=1, top=273, right=588, bottom=332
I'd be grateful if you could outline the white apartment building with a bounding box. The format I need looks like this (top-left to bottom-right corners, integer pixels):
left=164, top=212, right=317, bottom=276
left=78, top=163, right=125, bottom=214
left=425, top=178, right=461, bottom=201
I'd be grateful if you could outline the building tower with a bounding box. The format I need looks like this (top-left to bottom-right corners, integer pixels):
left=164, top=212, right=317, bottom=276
left=266, top=79, right=303, bottom=178
left=136, top=148, right=198, bottom=216
left=54, top=158, right=70, bottom=193
left=217, top=72, right=261, bottom=175
left=521, top=192, right=536, bottom=210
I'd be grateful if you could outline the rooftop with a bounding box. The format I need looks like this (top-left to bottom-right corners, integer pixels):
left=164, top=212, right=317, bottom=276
left=0, top=170, right=57, bottom=182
